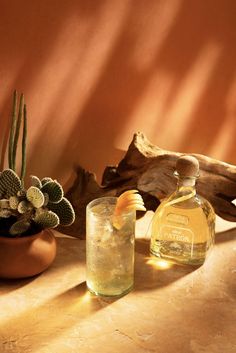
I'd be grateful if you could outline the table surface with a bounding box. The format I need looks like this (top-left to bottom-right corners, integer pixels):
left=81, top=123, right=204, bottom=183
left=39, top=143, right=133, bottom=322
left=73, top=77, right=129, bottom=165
left=0, top=212, right=236, bottom=353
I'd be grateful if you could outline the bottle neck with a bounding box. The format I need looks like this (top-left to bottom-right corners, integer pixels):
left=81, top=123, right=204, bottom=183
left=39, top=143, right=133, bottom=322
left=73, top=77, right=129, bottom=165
left=176, top=176, right=197, bottom=191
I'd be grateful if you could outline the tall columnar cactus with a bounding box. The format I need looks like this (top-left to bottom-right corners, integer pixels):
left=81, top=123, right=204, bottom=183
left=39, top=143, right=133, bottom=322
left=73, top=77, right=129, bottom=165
left=12, top=93, right=24, bottom=171
left=7, top=91, right=27, bottom=186
left=20, top=104, right=27, bottom=182
left=0, top=91, right=76, bottom=237
left=8, top=90, right=17, bottom=170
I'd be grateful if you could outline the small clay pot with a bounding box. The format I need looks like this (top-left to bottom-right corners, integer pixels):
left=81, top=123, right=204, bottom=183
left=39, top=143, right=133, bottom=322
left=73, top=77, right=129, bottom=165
left=0, top=230, right=57, bottom=279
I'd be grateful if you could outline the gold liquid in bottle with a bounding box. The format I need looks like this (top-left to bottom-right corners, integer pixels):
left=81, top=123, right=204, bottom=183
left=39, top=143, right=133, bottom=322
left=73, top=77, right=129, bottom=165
left=150, top=155, right=215, bottom=266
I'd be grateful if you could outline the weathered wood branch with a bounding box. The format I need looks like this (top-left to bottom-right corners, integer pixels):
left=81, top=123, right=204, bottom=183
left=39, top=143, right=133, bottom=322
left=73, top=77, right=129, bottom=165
left=62, top=132, right=236, bottom=238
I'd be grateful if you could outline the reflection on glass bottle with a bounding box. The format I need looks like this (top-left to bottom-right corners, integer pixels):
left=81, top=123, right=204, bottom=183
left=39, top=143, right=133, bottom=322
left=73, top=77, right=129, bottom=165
left=150, top=155, right=215, bottom=266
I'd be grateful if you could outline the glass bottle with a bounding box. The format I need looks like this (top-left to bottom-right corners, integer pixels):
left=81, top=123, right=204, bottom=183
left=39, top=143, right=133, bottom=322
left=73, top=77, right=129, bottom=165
left=150, top=155, right=215, bottom=266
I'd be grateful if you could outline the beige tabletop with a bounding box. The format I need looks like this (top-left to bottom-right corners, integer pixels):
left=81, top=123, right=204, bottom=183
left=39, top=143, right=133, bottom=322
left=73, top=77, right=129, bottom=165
left=0, top=212, right=235, bottom=353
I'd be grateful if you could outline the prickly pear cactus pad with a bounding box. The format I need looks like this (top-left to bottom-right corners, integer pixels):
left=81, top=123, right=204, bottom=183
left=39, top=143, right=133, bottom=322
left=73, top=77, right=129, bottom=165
left=0, top=91, right=76, bottom=237
left=0, top=209, right=13, bottom=218
left=34, top=210, right=59, bottom=228
left=48, top=197, right=75, bottom=226
left=17, top=190, right=26, bottom=198
left=41, top=181, right=63, bottom=203
left=17, top=200, right=32, bottom=214
left=9, top=196, right=20, bottom=209
left=43, top=193, right=49, bottom=206
left=26, top=186, right=44, bottom=208
left=30, top=175, right=42, bottom=189
left=0, top=199, right=10, bottom=208
left=41, top=177, right=53, bottom=185
left=0, top=169, right=22, bottom=197
left=9, top=220, right=30, bottom=235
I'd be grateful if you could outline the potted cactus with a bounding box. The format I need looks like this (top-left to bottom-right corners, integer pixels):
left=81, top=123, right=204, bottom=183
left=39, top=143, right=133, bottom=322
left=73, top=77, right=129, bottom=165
left=0, top=91, right=75, bottom=278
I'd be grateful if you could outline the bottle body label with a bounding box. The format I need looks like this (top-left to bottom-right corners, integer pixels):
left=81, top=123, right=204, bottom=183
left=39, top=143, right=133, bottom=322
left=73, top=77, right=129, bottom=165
left=159, top=224, right=194, bottom=243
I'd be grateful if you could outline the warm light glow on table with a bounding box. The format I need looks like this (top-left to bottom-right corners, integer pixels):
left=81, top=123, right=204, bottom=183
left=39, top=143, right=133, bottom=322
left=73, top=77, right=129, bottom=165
left=0, top=215, right=235, bottom=352
left=146, top=258, right=174, bottom=270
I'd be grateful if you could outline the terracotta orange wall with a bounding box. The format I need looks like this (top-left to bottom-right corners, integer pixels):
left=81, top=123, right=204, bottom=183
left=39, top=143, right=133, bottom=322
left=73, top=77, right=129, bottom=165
left=0, top=0, right=235, bottom=187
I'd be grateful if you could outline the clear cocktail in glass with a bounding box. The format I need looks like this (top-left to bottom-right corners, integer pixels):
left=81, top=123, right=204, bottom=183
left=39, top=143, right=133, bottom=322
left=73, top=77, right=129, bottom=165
left=86, top=197, right=135, bottom=297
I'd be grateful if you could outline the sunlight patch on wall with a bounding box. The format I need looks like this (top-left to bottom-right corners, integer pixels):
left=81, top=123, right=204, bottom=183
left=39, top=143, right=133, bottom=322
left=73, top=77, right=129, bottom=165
left=115, top=42, right=222, bottom=152
left=209, top=76, right=236, bottom=161
left=131, top=0, right=182, bottom=71
left=27, top=0, right=133, bottom=176
left=115, top=71, right=173, bottom=149
left=156, top=42, right=222, bottom=149
left=29, top=0, right=132, bottom=139
left=208, top=114, right=235, bottom=161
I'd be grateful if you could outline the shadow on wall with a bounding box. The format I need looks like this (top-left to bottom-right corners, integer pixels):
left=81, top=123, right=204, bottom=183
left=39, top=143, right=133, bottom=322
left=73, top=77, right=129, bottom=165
left=0, top=0, right=235, bottom=185
left=0, top=0, right=104, bottom=175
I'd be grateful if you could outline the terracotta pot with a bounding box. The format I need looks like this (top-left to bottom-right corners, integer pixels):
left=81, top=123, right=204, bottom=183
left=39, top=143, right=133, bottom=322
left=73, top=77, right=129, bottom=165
left=0, top=229, right=57, bottom=279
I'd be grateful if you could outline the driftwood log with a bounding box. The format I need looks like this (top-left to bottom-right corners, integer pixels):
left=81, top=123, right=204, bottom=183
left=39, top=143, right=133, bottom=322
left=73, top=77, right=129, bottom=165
left=62, top=132, right=236, bottom=238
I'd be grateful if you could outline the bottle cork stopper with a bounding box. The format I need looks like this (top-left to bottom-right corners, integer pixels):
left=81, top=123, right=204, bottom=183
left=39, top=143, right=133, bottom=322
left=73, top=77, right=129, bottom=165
left=176, top=155, right=199, bottom=177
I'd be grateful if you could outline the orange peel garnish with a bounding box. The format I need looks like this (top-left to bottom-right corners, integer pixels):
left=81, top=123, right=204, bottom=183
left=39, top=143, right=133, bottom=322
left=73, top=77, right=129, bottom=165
left=113, top=190, right=146, bottom=229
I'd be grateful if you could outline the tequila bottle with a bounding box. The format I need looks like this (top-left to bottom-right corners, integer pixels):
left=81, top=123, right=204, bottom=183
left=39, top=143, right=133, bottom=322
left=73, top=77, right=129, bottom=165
left=150, top=155, right=215, bottom=265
